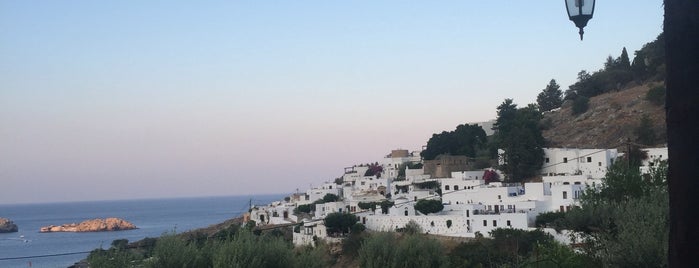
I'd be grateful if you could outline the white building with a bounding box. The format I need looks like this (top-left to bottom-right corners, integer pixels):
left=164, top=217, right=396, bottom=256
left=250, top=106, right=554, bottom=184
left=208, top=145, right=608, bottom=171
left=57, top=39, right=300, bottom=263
left=640, top=147, right=668, bottom=174
left=539, top=148, right=619, bottom=178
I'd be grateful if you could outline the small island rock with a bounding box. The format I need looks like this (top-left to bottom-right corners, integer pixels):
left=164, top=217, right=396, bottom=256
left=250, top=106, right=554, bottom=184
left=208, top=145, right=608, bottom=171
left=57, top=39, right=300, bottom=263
left=0, top=218, right=19, bottom=233
left=40, top=218, right=137, bottom=233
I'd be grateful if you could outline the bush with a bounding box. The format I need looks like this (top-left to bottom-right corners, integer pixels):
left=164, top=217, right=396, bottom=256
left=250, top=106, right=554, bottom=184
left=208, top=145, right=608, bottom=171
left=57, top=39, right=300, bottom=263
left=322, top=193, right=340, bottom=203
left=391, top=234, right=447, bottom=268
left=351, top=223, right=366, bottom=233
left=572, top=96, right=590, bottom=115
left=414, top=199, right=444, bottom=215
left=358, top=232, right=396, bottom=268
left=147, top=234, right=203, bottom=268
left=359, top=232, right=447, bottom=268
left=400, top=220, right=422, bottom=235
left=293, top=245, right=332, bottom=268
left=535, top=211, right=566, bottom=228
left=324, top=213, right=358, bottom=235
left=294, top=204, right=313, bottom=214
left=635, top=114, right=657, bottom=146
left=213, top=230, right=293, bottom=268
left=645, top=85, right=666, bottom=106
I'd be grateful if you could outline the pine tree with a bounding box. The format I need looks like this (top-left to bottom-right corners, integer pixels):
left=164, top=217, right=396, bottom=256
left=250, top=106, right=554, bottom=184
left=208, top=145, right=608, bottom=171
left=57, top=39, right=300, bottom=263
left=619, top=47, right=631, bottom=70
left=493, top=100, right=545, bottom=182
left=536, top=79, right=563, bottom=112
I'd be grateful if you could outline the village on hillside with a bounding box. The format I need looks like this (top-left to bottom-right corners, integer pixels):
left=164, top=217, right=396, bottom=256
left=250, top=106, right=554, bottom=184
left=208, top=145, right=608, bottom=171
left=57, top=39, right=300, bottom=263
left=246, top=145, right=668, bottom=246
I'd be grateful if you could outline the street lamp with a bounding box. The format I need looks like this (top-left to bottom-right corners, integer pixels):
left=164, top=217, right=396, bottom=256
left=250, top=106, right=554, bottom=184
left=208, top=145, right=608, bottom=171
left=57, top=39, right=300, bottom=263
left=565, top=0, right=595, bottom=40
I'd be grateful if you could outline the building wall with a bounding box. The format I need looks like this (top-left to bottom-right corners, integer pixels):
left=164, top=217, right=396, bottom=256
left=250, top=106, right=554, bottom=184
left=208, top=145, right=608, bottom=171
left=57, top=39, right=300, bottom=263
left=423, top=155, right=473, bottom=178
left=540, top=148, right=618, bottom=178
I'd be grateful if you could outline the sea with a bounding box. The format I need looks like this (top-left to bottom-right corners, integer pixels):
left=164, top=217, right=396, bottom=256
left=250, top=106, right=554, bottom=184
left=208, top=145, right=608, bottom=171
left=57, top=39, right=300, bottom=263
left=0, top=194, right=285, bottom=268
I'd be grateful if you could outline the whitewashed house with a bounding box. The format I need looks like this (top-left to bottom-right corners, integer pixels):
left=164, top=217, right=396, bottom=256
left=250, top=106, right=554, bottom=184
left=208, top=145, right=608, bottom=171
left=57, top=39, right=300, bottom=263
left=539, top=148, right=619, bottom=178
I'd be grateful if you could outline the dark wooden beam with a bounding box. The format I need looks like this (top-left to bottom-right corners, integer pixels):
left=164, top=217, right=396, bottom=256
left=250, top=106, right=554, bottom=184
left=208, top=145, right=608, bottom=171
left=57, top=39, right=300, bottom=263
left=664, top=0, right=699, bottom=267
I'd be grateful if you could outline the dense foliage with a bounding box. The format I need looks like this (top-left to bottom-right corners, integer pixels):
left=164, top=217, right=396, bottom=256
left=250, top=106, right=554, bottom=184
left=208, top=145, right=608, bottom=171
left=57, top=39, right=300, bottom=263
left=492, top=99, right=545, bottom=182
left=565, top=34, right=665, bottom=102
left=554, top=161, right=668, bottom=267
left=88, top=229, right=331, bottom=268
left=322, top=193, right=340, bottom=203
left=448, top=228, right=592, bottom=268
left=324, top=212, right=359, bottom=235
left=421, top=124, right=487, bottom=160
left=358, top=200, right=394, bottom=214
left=645, top=85, right=666, bottom=106
left=571, top=96, right=590, bottom=115
left=358, top=232, right=448, bottom=268
left=635, top=114, right=658, bottom=146
left=536, top=79, right=563, bottom=112
left=414, top=199, right=444, bottom=215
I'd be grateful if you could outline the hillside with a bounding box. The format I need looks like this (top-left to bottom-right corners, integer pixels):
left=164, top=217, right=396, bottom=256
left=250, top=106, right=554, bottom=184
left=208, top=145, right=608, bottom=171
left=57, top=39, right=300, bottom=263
left=542, top=82, right=666, bottom=150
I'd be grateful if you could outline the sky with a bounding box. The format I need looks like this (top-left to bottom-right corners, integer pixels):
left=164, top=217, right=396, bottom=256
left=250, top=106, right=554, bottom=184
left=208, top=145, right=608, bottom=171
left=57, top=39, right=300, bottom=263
left=0, top=1, right=663, bottom=204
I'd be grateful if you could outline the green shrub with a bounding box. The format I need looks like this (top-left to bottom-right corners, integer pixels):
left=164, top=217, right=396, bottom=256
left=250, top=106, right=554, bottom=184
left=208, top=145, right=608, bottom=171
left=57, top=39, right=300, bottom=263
left=87, top=248, right=141, bottom=268
left=400, top=220, right=422, bottom=235
left=293, top=245, right=332, bottom=268
left=324, top=212, right=358, bottom=235
left=392, top=235, right=447, bottom=268
left=535, top=211, right=566, bottom=228
left=146, top=234, right=202, bottom=268
left=414, top=199, right=444, bottom=215
left=358, top=232, right=396, bottom=268
left=359, top=232, right=447, bottom=268
left=645, top=85, right=666, bottom=106
left=572, top=96, right=590, bottom=115
left=213, top=230, right=293, bottom=268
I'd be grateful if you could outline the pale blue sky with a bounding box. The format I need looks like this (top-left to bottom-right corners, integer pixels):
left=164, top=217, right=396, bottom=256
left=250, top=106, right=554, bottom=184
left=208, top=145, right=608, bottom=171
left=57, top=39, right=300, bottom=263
left=0, top=1, right=663, bottom=204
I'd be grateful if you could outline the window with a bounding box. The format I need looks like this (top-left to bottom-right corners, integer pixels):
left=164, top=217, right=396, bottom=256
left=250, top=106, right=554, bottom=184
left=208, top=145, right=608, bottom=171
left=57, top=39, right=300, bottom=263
left=598, top=162, right=602, bottom=166
left=563, top=191, right=568, bottom=199
left=483, top=220, right=487, bottom=226
left=545, top=157, right=550, bottom=163
left=493, top=220, right=497, bottom=227
left=445, top=185, right=450, bottom=191
left=454, top=185, right=459, bottom=190
left=466, top=210, right=470, bottom=217
left=563, top=157, right=568, bottom=163
left=507, top=220, right=511, bottom=226
left=587, top=157, right=592, bottom=162
left=361, top=181, right=365, bottom=185
left=498, top=195, right=501, bottom=199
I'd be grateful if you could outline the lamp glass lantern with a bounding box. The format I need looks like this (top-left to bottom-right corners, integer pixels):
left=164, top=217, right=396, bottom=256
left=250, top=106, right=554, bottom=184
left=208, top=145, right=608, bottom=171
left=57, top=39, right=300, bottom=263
left=565, top=0, right=595, bottom=40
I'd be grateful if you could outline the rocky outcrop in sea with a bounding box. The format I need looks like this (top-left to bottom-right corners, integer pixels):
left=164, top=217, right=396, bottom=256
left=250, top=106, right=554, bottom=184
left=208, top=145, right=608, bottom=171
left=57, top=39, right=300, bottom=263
left=40, top=218, right=137, bottom=232
left=0, top=218, right=19, bottom=233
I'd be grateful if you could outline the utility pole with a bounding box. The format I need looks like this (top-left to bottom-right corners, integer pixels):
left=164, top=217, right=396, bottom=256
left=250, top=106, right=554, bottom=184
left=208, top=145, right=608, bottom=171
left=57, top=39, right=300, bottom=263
left=664, top=0, right=699, bottom=266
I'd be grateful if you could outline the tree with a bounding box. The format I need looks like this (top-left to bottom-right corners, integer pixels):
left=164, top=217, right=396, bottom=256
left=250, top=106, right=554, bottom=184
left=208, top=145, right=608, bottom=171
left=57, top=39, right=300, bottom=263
left=322, top=193, right=340, bottom=203
left=401, top=220, right=423, bottom=235
left=635, top=114, right=657, bottom=146
left=323, top=212, right=358, bottom=235
left=414, top=199, right=444, bottom=215
left=560, top=161, right=668, bottom=266
left=536, top=79, right=564, bottom=112
left=619, top=47, right=631, bottom=70
left=421, top=124, right=487, bottom=160
left=571, top=96, right=589, bottom=115
left=493, top=100, right=545, bottom=182
left=645, top=85, right=666, bottom=106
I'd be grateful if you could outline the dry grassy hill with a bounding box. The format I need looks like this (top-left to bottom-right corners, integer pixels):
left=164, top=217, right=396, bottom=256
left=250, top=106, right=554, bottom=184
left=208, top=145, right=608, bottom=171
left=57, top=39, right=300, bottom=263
left=542, top=82, right=667, bottom=150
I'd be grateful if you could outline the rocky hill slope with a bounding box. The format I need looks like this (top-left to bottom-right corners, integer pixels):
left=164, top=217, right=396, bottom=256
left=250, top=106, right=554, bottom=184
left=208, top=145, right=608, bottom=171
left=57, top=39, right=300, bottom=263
left=542, top=82, right=666, bottom=150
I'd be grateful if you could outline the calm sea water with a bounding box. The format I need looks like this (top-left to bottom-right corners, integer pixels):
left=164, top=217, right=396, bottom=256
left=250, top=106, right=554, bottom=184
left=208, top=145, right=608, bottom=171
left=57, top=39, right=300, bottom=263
left=0, top=194, right=284, bottom=268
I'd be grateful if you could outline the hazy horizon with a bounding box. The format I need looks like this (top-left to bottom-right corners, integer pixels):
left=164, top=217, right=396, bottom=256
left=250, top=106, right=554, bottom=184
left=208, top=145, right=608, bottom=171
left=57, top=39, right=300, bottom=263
left=1, top=1, right=663, bottom=204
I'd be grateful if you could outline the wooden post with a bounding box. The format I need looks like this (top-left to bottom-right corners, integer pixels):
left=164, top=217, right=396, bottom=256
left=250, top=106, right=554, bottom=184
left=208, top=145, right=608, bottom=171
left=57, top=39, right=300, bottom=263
left=664, top=0, right=699, bottom=266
